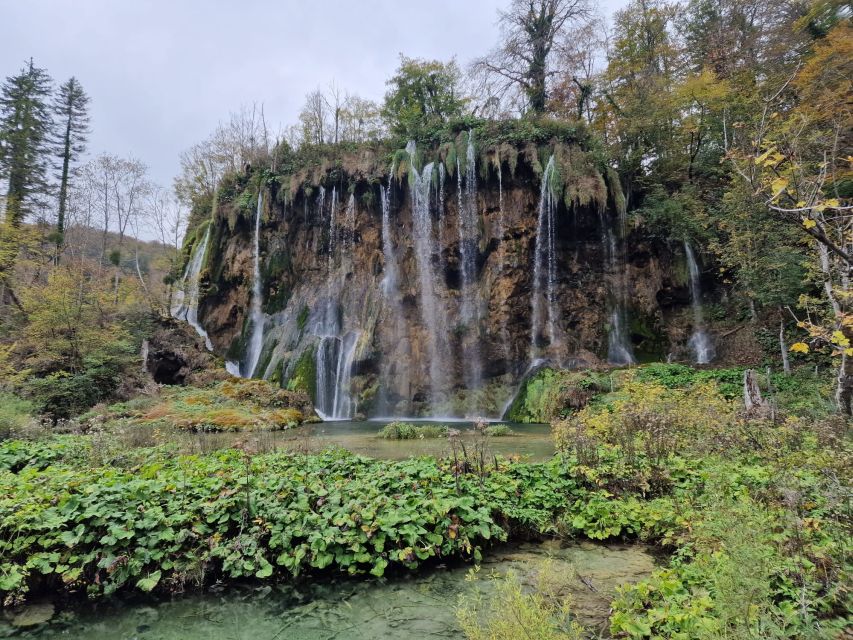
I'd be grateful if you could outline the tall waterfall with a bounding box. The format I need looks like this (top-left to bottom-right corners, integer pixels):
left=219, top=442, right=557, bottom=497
left=684, top=242, right=714, bottom=364
left=458, top=131, right=483, bottom=395
left=380, top=186, right=400, bottom=300
left=171, top=226, right=213, bottom=351
left=408, top=141, right=449, bottom=404
left=313, top=188, right=358, bottom=420
left=242, top=192, right=266, bottom=377
left=315, top=306, right=359, bottom=420
left=496, top=151, right=510, bottom=362
left=602, top=206, right=635, bottom=365
left=530, top=155, right=559, bottom=360
left=377, top=185, right=408, bottom=415
left=344, top=193, right=355, bottom=252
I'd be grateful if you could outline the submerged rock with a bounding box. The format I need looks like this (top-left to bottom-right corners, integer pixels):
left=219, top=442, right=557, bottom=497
left=10, top=603, right=54, bottom=627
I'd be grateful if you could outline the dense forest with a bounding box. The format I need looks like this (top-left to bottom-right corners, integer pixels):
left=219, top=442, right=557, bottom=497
left=0, top=0, right=850, bottom=638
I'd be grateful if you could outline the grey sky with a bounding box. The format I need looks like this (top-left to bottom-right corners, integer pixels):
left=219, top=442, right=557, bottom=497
left=3, top=1, right=628, bottom=188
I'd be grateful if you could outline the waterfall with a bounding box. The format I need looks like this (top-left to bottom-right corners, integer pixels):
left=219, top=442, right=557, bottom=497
left=684, top=241, right=714, bottom=364
left=171, top=226, right=214, bottom=351
left=312, top=187, right=359, bottom=420
left=344, top=193, right=355, bottom=256
left=314, top=300, right=359, bottom=420
left=408, top=141, right=448, bottom=404
left=458, top=131, right=483, bottom=396
left=496, top=152, right=510, bottom=362
left=242, top=192, right=266, bottom=377
left=380, top=186, right=400, bottom=299
left=530, top=155, right=560, bottom=360
left=602, top=208, right=635, bottom=365
left=377, top=184, right=407, bottom=414
left=438, top=163, right=446, bottom=272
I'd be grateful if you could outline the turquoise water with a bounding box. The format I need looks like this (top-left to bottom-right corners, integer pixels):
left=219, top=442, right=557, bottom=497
left=166, top=420, right=556, bottom=461
left=2, top=541, right=655, bottom=639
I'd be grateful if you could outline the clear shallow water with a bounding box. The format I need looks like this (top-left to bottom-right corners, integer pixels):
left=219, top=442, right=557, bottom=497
left=167, top=420, right=556, bottom=461
left=1, top=541, right=656, bottom=639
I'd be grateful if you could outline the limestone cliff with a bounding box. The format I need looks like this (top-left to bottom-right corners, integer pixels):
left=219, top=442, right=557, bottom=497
left=185, top=131, right=734, bottom=419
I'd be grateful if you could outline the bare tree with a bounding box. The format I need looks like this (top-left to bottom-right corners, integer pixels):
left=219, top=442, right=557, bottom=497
left=340, top=95, right=385, bottom=143
left=174, top=104, right=271, bottom=208
left=112, top=157, right=150, bottom=251
left=324, top=81, right=345, bottom=145
left=300, top=89, right=328, bottom=145
left=471, top=0, right=594, bottom=114
left=550, top=15, right=607, bottom=120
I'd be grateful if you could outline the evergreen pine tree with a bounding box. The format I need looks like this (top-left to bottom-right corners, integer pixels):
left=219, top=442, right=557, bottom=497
left=0, top=59, right=53, bottom=226
left=52, top=77, right=90, bottom=247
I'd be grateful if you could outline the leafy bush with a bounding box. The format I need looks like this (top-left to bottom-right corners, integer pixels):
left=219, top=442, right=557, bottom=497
left=0, top=393, right=33, bottom=437
left=0, top=448, right=538, bottom=601
left=506, top=369, right=607, bottom=423
left=23, top=340, right=138, bottom=421
left=0, top=436, right=91, bottom=473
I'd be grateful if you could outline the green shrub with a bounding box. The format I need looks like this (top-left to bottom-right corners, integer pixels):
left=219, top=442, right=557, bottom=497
left=0, top=393, right=33, bottom=437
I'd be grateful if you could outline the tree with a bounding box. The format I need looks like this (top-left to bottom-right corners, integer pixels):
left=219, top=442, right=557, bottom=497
left=299, top=89, right=328, bottom=145
left=595, top=0, right=682, bottom=198
left=144, top=185, right=186, bottom=313
left=0, top=59, right=53, bottom=226
left=548, top=17, right=607, bottom=121
left=382, top=56, right=467, bottom=139
left=52, top=77, right=90, bottom=251
left=174, top=104, right=271, bottom=210
left=472, top=0, right=594, bottom=114
left=725, top=19, right=853, bottom=410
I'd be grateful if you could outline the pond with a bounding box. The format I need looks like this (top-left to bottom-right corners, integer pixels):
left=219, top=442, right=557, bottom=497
left=2, top=541, right=656, bottom=639
left=153, top=420, right=556, bottom=462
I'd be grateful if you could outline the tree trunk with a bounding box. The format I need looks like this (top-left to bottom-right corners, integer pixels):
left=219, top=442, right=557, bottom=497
left=779, top=311, right=790, bottom=375
left=56, top=116, right=72, bottom=259
left=743, top=369, right=770, bottom=418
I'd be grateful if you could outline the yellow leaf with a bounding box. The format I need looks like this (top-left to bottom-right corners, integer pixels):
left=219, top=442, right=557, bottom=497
left=803, top=218, right=817, bottom=229
left=755, top=149, right=773, bottom=165
left=846, top=348, right=853, bottom=357
left=831, top=330, right=850, bottom=347
left=770, top=177, right=788, bottom=199
left=790, top=342, right=810, bottom=354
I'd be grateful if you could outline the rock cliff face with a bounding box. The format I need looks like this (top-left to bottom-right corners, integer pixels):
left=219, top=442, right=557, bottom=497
left=187, top=135, right=724, bottom=419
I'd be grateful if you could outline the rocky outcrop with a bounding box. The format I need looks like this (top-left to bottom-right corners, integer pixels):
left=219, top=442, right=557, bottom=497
left=143, top=319, right=227, bottom=386
left=189, top=135, right=727, bottom=418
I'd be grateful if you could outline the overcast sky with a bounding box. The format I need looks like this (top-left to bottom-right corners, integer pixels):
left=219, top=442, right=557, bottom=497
left=3, top=0, right=628, bottom=187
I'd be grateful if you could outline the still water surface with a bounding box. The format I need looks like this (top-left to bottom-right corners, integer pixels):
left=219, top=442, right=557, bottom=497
left=2, top=541, right=655, bottom=639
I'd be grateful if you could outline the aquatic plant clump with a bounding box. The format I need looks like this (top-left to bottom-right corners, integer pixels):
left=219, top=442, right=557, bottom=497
left=378, top=422, right=449, bottom=439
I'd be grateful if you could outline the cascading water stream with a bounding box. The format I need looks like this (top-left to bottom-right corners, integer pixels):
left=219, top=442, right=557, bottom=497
left=458, top=131, right=483, bottom=398
left=172, top=226, right=214, bottom=351
left=242, top=192, right=266, bottom=378
left=530, top=155, right=560, bottom=361
left=408, top=141, right=449, bottom=406
left=313, top=188, right=359, bottom=420
left=601, top=203, right=635, bottom=365
left=684, top=241, right=714, bottom=364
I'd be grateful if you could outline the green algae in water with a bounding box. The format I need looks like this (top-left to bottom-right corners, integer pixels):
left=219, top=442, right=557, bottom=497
left=2, top=542, right=655, bottom=640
